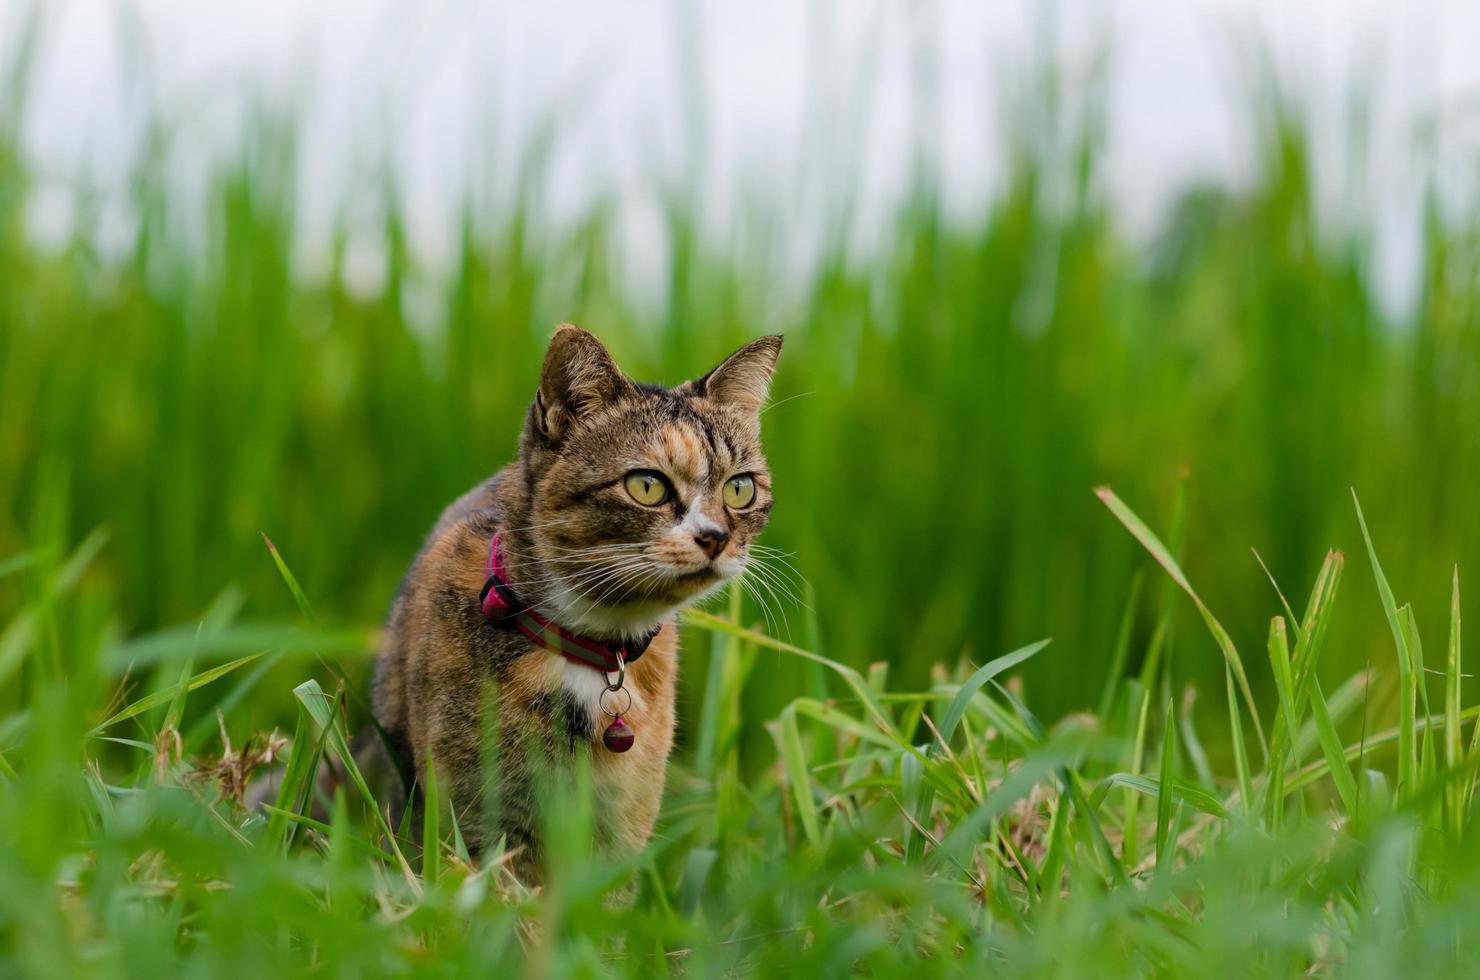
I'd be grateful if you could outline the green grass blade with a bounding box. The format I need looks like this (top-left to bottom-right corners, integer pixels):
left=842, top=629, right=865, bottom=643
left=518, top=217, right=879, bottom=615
left=1096, top=572, right=1143, bottom=721
left=262, top=534, right=316, bottom=623
left=1292, top=670, right=1368, bottom=762
left=294, top=679, right=421, bottom=895
left=684, top=608, right=896, bottom=736
left=777, top=702, right=820, bottom=847
left=938, top=639, right=1052, bottom=744
left=1123, top=686, right=1151, bottom=869
left=259, top=806, right=399, bottom=863
left=1089, top=773, right=1227, bottom=819
left=1352, top=490, right=1407, bottom=667
left=1252, top=547, right=1299, bottom=631
left=1308, top=676, right=1360, bottom=817
left=694, top=584, right=743, bottom=777
left=1448, top=566, right=1465, bottom=836
left=1177, top=687, right=1215, bottom=788
left=1096, top=486, right=1266, bottom=751
left=1155, top=698, right=1177, bottom=871
left=1396, top=606, right=1419, bottom=798
left=260, top=535, right=413, bottom=800
left=1353, top=490, right=1417, bottom=797
left=423, top=752, right=440, bottom=884
left=1268, top=616, right=1298, bottom=747
left=183, top=651, right=284, bottom=751
left=936, top=738, right=1087, bottom=875
left=268, top=696, right=333, bottom=850
left=1226, top=664, right=1254, bottom=818
left=0, top=547, right=51, bottom=581
left=89, top=653, right=264, bottom=734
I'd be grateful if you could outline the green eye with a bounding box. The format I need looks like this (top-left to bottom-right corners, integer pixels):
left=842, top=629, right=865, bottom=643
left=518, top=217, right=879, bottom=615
left=723, top=474, right=756, bottom=509
left=624, top=471, right=670, bottom=506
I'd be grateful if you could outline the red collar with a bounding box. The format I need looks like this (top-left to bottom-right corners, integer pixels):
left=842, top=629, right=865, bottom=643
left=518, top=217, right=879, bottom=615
left=479, top=531, right=659, bottom=673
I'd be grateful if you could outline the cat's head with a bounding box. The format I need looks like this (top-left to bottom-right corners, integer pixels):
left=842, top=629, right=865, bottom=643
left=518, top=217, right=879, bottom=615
left=508, top=325, right=782, bottom=639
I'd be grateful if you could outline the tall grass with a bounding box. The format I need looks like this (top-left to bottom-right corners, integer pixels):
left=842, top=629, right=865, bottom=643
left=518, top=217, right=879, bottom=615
left=5, top=11, right=1480, bottom=975
left=5, top=490, right=1480, bottom=975
left=3, top=20, right=1479, bottom=738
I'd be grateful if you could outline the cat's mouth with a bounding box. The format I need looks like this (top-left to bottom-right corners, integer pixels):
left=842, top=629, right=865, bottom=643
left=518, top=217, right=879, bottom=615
left=651, top=559, right=734, bottom=597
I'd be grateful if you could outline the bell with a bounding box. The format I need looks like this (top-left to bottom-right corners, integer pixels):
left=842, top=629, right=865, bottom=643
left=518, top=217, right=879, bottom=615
left=602, top=715, right=635, bottom=753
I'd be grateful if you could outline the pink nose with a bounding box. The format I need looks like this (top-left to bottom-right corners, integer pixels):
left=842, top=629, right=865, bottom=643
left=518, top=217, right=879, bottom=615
left=694, top=527, right=729, bottom=560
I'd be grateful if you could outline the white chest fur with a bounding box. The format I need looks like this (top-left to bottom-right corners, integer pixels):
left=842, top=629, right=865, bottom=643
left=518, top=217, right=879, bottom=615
left=554, top=654, right=644, bottom=728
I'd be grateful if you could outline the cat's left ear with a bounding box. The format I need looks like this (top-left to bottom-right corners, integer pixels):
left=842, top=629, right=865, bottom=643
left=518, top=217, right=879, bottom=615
left=691, top=335, right=783, bottom=414
left=535, top=325, right=632, bottom=441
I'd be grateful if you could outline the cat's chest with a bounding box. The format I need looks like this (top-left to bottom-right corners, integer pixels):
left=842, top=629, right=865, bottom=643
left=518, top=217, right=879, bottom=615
left=544, top=654, right=646, bottom=741
left=492, top=639, right=672, bottom=754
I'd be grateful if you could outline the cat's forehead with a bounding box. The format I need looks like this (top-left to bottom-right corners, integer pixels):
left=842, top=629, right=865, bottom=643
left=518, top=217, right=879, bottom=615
left=610, top=389, right=760, bottom=481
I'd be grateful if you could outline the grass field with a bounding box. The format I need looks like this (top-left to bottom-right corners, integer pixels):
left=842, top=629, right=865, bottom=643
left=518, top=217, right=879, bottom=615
left=6, top=12, right=1480, bottom=976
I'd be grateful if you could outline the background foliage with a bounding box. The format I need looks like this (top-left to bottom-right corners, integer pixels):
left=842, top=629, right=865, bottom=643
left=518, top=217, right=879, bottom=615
left=4, top=20, right=1480, bottom=734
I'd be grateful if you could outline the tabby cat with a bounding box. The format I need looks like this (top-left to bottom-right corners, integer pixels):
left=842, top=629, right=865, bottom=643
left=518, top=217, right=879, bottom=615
left=371, top=325, right=781, bottom=881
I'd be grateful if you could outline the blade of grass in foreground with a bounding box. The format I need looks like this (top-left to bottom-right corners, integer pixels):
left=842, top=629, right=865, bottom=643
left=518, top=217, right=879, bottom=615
left=1095, top=487, right=1266, bottom=751
left=263, top=535, right=414, bottom=799
left=1088, top=772, right=1226, bottom=819
left=1123, top=686, right=1151, bottom=869
left=1226, top=664, right=1254, bottom=817
left=1096, top=572, right=1142, bottom=721
left=683, top=608, right=895, bottom=736
left=1265, top=617, right=1293, bottom=830
left=88, top=653, right=264, bottom=735
left=1308, top=675, right=1360, bottom=817
left=934, top=736, right=1089, bottom=876
left=939, top=639, right=1052, bottom=743
left=1353, top=490, right=1418, bottom=798
left=267, top=701, right=323, bottom=850
left=423, top=753, right=441, bottom=884
left=1156, top=698, right=1178, bottom=872
left=777, top=702, right=820, bottom=847
left=906, top=638, right=1050, bottom=860
left=294, top=679, right=421, bottom=896
left=1447, top=567, right=1465, bottom=837
left=262, top=533, right=316, bottom=622
left=694, top=585, right=743, bottom=778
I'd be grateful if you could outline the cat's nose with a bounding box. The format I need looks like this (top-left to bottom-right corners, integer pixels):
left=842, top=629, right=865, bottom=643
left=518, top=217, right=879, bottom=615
left=693, top=527, right=730, bottom=560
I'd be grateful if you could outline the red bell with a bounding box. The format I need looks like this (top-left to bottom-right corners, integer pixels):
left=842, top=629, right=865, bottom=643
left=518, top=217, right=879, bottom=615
left=602, top=716, right=635, bottom=753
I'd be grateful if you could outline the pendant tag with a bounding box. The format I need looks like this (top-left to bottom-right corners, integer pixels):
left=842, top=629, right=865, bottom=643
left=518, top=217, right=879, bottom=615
left=599, top=650, right=635, bottom=752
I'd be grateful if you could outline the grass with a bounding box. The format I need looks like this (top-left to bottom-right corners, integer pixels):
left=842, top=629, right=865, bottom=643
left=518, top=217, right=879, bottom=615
left=5, top=492, right=1480, bottom=975
left=7, top=7, right=1480, bottom=975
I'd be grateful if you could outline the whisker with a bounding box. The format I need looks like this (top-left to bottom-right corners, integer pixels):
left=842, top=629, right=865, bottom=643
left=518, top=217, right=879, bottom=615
left=746, top=547, right=807, bottom=580
left=760, top=390, right=815, bottom=415
left=496, top=516, right=576, bottom=534
left=744, top=556, right=809, bottom=611
left=499, top=556, right=654, bottom=621
left=737, top=574, right=779, bottom=637
left=584, top=559, right=665, bottom=609
left=500, top=541, right=648, bottom=564
left=744, top=567, right=792, bottom=638
left=511, top=554, right=654, bottom=593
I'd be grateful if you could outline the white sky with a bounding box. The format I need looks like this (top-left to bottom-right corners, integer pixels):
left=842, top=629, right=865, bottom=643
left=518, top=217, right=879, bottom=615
left=5, top=0, right=1479, bottom=312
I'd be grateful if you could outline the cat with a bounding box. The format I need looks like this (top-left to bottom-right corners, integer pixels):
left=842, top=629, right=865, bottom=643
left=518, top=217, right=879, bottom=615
left=370, top=325, right=781, bottom=882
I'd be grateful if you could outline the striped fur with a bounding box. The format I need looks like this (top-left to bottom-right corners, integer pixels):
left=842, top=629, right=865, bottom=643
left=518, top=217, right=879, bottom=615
left=371, top=326, right=781, bottom=882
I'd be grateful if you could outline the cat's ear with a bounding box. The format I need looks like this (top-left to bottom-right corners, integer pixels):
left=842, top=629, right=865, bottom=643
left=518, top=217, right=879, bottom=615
left=535, top=325, right=631, bottom=441
left=693, top=335, right=783, bottom=414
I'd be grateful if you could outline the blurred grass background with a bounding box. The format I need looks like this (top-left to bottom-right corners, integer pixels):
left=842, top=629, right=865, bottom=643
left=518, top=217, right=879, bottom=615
left=2, top=4, right=1478, bottom=758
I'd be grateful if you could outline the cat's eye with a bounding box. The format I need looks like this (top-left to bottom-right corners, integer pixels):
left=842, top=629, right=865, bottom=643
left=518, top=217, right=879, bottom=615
left=624, top=471, right=671, bottom=506
left=723, top=474, right=756, bottom=509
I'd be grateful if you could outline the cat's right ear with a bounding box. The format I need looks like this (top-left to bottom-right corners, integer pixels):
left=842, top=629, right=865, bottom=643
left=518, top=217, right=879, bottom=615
left=535, top=325, right=631, bottom=442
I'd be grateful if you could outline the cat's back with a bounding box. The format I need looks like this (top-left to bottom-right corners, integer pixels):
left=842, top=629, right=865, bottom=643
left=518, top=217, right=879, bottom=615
left=370, top=469, right=509, bottom=746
